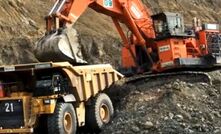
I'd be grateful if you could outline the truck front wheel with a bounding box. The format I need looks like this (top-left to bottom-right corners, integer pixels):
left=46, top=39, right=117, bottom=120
left=47, top=103, right=77, bottom=134
left=86, top=93, right=114, bottom=132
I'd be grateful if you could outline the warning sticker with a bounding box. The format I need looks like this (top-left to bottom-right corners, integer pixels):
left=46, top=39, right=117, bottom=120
left=104, top=0, right=113, bottom=8
left=159, top=45, right=171, bottom=52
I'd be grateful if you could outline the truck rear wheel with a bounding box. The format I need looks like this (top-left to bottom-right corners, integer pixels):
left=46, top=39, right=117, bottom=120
left=47, top=103, right=77, bottom=134
left=86, top=93, right=114, bottom=132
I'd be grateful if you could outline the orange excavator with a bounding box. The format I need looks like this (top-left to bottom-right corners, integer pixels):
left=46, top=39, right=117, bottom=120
left=36, top=0, right=221, bottom=74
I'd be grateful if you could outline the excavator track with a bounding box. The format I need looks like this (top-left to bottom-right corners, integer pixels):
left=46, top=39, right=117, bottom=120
left=124, top=68, right=221, bottom=86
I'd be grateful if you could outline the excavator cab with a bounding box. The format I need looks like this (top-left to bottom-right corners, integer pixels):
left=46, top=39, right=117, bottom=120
left=152, top=12, right=193, bottom=39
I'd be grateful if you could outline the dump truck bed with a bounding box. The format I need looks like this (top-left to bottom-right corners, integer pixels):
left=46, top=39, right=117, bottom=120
left=0, top=62, right=123, bottom=101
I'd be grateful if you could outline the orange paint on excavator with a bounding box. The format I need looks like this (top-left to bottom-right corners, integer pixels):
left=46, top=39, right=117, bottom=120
left=40, top=0, right=221, bottom=74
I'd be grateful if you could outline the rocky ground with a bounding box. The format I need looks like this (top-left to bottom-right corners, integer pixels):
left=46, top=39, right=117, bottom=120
left=103, top=71, right=221, bottom=134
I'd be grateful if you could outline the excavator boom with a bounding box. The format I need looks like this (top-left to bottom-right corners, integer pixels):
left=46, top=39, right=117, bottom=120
left=46, top=0, right=155, bottom=40
left=36, top=0, right=155, bottom=65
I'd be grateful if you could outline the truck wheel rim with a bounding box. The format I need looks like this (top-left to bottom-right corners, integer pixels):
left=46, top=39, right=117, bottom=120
left=63, top=112, right=73, bottom=133
left=99, top=104, right=110, bottom=123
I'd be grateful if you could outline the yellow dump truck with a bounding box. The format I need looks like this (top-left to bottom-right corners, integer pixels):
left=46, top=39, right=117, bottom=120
left=0, top=62, right=123, bottom=134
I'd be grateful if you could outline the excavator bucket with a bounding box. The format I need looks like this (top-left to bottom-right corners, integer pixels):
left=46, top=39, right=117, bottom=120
left=35, top=28, right=87, bottom=64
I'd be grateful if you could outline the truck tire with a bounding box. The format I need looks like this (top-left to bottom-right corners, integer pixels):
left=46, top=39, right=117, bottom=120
left=47, top=103, right=77, bottom=134
left=86, top=93, right=114, bottom=132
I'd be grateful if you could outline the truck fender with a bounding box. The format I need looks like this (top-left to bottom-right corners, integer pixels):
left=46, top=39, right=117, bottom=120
left=62, top=94, right=76, bottom=102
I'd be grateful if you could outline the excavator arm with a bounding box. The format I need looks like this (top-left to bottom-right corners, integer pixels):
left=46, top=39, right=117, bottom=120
left=42, top=0, right=156, bottom=69
left=46, top=0, right=155, bottom=44
left=36, top=0, right=157, bottom=71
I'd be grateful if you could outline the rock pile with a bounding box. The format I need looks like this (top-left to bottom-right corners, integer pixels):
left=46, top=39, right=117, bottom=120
left=103, top=72, right=221, bottom=134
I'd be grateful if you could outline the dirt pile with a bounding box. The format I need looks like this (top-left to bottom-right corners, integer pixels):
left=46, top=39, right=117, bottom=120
left=103, top=72, right=221, bottom=134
